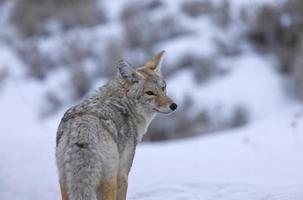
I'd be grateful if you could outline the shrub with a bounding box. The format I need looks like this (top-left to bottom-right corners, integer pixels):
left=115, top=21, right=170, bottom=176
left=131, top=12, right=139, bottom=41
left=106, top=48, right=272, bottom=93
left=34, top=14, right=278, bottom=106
left=120, top=0, right=163, bottom=20
left=15, top=41, right=54, bottom=79
left=214, top=37, right=242, bottom=56
left=230, top=105, right=250, bottom=128
left=99, top=40, right=125, bottom=77
left=69, top=66, right=91, bottom=100
left=123, top=14, right=186, bottom=49
left=293, top=41, right=303, bottom=100
left=211, top=0, right=230, bottom=28
left=121, top=2, right=187, bottom=50
left=181, top=0, right=230, bottom=28
left=169, top=53, right=218, bottom=83
left=248, top=0, right=303, bottom=72
left=181, top=0, right=213, bottom=17
left=248, top=0, right=303, bottom=100
left=11, top=0, right=106, bottom=37
left=40, top=91, right=63, bottom=118
left=0, top=67, right=9, bottom=91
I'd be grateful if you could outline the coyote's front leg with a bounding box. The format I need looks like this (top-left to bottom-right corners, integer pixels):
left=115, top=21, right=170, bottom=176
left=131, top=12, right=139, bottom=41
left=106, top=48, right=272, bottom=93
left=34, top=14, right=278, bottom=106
left=59, top=179, right=69, bottom=200
left=97, top=177, right=117, bottom=200
left=117, top=175, right=128, bottom=200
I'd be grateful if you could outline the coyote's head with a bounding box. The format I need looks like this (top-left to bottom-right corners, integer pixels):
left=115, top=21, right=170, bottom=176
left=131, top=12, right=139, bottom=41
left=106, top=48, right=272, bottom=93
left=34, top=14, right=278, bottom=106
left=117, top=51, right=177, bottom=115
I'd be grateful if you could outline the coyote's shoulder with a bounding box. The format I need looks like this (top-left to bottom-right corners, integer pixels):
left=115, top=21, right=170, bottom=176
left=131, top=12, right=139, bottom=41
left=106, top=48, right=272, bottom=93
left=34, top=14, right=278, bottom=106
left=56, top=51, right=177, bottom=200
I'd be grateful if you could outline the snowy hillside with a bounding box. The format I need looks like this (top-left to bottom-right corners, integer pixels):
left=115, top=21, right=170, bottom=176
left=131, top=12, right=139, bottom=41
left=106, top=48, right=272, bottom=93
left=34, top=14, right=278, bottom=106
left=1, top=0, right=303, bottom=199
left=1, top=50, right=303, bottom=199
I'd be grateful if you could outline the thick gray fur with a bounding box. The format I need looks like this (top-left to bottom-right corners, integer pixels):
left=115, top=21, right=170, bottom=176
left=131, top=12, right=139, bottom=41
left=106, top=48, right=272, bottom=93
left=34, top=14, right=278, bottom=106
left=56, top=53, right=175, bottom=200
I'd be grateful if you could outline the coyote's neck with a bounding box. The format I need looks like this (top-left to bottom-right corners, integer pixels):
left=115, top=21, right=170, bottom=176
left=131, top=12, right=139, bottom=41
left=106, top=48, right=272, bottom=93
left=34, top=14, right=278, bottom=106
left=130, top=103, right=156, bottom=142
left=88, top=78, right=155, bottom=143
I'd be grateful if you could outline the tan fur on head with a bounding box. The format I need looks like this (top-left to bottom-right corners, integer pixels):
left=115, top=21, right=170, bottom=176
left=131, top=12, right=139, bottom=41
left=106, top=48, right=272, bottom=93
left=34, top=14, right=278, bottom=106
left=144, top=50, right=166, bottom=74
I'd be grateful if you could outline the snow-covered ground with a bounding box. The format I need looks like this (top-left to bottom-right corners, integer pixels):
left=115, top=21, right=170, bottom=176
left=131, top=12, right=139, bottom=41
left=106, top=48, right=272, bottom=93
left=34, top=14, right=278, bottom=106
left=129, top=111, right=303, bottom=200
left=1, top=0, right=303, bottom=199
left=1, top=50, right=303, bottom=199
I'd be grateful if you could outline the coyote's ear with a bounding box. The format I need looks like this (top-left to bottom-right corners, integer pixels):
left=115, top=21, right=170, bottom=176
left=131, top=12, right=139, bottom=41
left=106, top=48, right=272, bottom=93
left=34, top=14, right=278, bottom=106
left=117, top=60, right=141, bottom=83
left=145, top=50, right=166, bottom=75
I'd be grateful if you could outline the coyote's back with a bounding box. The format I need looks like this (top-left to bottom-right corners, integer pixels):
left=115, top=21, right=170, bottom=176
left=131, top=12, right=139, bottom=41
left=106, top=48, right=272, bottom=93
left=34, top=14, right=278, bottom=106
left=56, top=51, right=177, bottom=200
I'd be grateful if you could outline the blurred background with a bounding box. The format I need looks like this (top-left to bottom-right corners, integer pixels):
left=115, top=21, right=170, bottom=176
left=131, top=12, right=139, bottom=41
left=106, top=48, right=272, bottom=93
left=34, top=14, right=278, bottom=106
left=1, top=0, right=303, bottom=199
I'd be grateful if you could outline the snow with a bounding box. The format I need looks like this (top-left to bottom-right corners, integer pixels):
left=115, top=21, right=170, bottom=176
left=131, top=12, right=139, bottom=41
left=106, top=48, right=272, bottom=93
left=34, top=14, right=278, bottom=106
left=1, top=51, right=303, bottom=199
left=1, top=0, right=303, bottom=199
left=0, top=81, right=57, bottom=200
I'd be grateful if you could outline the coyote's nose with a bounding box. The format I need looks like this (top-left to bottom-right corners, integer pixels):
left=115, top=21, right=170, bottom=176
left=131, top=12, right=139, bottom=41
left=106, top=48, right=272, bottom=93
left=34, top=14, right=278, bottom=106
left=169, top=103, right=178, bottom=111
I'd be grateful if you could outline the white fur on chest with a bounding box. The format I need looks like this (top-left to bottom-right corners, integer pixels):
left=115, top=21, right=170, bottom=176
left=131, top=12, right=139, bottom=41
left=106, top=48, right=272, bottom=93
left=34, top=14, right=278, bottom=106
left=136, top=114, right=155, bottom=143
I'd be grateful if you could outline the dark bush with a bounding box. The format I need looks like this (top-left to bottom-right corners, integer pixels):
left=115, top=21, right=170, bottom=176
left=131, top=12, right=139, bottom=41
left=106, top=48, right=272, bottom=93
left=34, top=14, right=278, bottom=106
left=0, top=67, right=9, bottom=91
left=248, top=6, right=282, bottom=51
left=248, top=0, right=303, bottom=72
left=168, top=53, right=218, bottom=83
left=181, top=0, right=230, bottom=28
left=15, top=41, right=54, bottom=80
left=146, top=0, right=162, bottom=10
left=230, top=105, right=250, bottom=128
left=293, top=41, right=303, bottom=100
left=214, top=37, right=242, bottom=56
left=99, top=40, right=125, bottom=77
left=123, top=14, right=187, bottom=49
left=11, top=0, right=106, bottom=37
left=70, top=66, right=91, bottom=100
left=40, top=92, right=63, bottom=118
left=248, top=0, right=303, bottom=100
left=211, top=0, right=230, bottom=28
left=181, top=0, right=213, bottom=17
left=121, top=2, right=187, bottom=50
left=120, top=0, right=163, bottom=20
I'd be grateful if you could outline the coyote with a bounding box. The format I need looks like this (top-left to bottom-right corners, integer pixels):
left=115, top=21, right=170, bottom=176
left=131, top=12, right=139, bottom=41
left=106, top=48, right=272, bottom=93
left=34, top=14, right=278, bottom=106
left=56, top=51, right=177, bottom=200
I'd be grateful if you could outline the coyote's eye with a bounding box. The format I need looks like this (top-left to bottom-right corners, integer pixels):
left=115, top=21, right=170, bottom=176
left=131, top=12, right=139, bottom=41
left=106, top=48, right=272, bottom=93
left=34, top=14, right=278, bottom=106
left=145, top=91, right=155, bottom=96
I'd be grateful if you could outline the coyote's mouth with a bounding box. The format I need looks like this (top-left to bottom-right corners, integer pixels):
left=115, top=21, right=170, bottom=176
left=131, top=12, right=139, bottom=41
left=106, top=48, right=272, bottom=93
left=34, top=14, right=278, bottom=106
left=153, top=108, right=174, bottom=114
